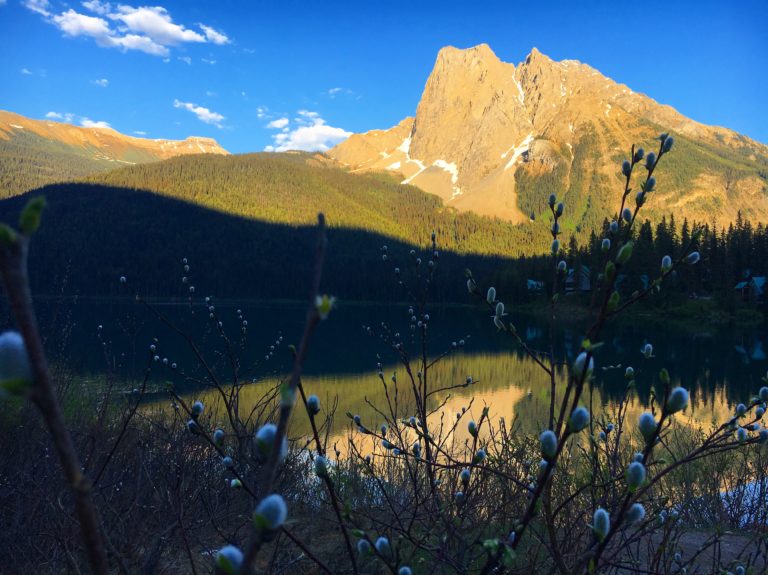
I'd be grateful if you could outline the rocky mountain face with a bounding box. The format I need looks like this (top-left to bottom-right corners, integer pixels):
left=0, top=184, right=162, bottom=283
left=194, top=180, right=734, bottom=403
left=0, top=110, right=228, bottom=198
left=330, top=45, right=768, bottom=227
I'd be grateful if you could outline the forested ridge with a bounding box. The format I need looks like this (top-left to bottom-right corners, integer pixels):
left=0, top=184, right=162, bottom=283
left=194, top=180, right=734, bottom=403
left=0, top=152, right=765, bottom=305
left=0, top=130, right=119, bottom=199
left=84, top=152, right=554, bottom=257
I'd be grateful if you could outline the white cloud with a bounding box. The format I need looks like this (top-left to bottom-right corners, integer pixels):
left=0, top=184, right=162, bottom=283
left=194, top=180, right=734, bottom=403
left=92, top=78, right=109, bottom=87
left=115, top=34, right=168, bottom=56
left=24, top=2, right=230, bottom=58
left=295, top=110, right=320, bottom=124
left=20, top=68, right=33, bottom=75
left=201, top=58, right=216, bottom=65
left=178, top=56, right=191, bottom=65
left=133, top=130, right=146, bottom=136
left=45, top=111, right=76, bottom=123
left=49, top=9, right=168, bottom=56
left=198, top=24, right=229, bottom=45
left=266, top=111, right=350, bottom=152
left=109, top=5, right=204, bottom=45
left=52, top=10, right=112, bottom=41
left=173, top=99, right=224, bottom=128
left=80, top=117, right=111, bottom=128
left=266, top=117, right=289, bottom=129
left=0, top=0, right=8, bottom=7
left=45, top=111, right=111, bottom=128
left=256, top=106, right=269, bottom=119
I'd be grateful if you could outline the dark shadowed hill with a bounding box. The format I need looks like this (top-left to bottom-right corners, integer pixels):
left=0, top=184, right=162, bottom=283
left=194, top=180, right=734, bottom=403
left=0, top=183, right=552, bottom=302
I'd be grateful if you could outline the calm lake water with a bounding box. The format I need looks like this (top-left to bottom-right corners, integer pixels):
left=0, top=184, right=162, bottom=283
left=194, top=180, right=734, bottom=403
left=14, top=298, right=768, bottom=439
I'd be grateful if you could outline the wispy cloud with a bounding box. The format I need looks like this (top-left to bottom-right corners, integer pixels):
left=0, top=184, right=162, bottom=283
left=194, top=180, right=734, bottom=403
left=81, top=0, right=111, bottom=15
left=22, top=0, right=50, bottom=16
left=20, top=68, right=33, bottom=75
left=178, top=56, right=192, bottom=65
left=92, top=78, right=109, bottom=87
left=23, top=1, right=231, bottom=58
left=45, top=111, right=111, bottom=129
left=266, top=117, right=289, bottom=129
left=326, top=87, right=357, bottom=99
left=133, top=130, right=147, bottom=136
left=265, top=111, right=350, bottom=152
left=80, top=117, right=111, bottom=128
left=45, top=111, right=75, bottom=123
left=198, top=24, right=229, bottom=45
left=173, top=99, right=224, bottom=128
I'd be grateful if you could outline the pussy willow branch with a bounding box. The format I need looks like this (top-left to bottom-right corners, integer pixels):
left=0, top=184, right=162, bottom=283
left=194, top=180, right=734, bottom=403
left=0, top=235, right=109, bottom=575
left=136, top=296, right=241, bottom=435
left=297, top=378, right=360, bottom=574
left=241, top=213, right=327, bottom=572
left=479, top=140, right=675, bottom=575
left=471, top=292, right=553, bottom=376
left=92, top=354, right=152, bottom=487
left=280, top=526, right=335, bottom=575
left=587, top=138, right=666, bottom=342
left=576, top=381, right=763, bottom=572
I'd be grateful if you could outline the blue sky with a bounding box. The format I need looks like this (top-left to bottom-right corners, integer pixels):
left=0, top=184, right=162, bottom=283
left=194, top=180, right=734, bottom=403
left=1, top=0, right=766, bottom=153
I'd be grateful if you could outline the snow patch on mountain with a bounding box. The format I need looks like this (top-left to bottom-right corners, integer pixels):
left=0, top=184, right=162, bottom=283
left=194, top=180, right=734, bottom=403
left=502, top=133, right=535, bottom=170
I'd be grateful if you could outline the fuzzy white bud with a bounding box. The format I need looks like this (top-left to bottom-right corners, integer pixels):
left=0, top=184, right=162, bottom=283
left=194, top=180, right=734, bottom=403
left=253, top=494, right=287, bottom=531
left=0, top=331, right=33, bottom=395
left=540, top=430, right=558, bottom=460
left=666, top=387, right=689, bottom=414
left=592, top=508, right=610, bottom=541
left=215, top=545, right=243, bottom=575
left=626, top=461, right=646, bottom=489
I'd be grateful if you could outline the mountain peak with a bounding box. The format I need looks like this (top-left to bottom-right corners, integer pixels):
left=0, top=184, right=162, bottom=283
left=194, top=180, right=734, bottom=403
left=329, top=44, right=768, bottom=226
left=522, top=46, right=557, bottom=68
left=435, top=43, right=501, bottom=66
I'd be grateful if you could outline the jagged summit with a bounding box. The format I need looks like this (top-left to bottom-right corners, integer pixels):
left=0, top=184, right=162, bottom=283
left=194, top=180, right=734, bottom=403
left=524, top=46, right=547, bottom=62
left=435, top=43, right=500, bottom=64
left=330, top=44, right=768, bottom=225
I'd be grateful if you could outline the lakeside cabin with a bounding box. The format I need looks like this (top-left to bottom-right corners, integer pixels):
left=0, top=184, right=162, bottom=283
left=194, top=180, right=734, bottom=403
left=735, top=276, right=766, bottom=302
left=565, top=265, right=591, bottom=293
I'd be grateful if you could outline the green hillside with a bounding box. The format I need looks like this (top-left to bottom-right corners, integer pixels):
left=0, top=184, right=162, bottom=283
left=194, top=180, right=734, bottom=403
left=0, top=153, right=561, bottom=301
left=0, top=130, right=118, bottom=199
left=5, top=151, right=762, bottom=303
left=514, top=121, right=768, bottom=235
left=82, top=152, right=555, bottom=257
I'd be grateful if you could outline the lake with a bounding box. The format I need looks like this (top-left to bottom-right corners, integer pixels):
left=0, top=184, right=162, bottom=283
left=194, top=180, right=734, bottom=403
left=12, top=297, right=768, bottom=440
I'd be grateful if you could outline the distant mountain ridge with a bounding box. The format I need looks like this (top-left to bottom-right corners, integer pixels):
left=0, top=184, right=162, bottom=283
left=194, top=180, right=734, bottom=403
left=330, top=44, right=768, bottom=226
left=0, top=110, right=228, bottom=198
